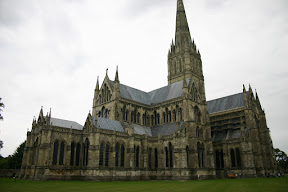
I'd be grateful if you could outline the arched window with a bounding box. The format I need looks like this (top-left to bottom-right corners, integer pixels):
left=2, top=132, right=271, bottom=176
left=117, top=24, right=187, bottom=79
left=221, top=150, right=224, bottom=168
left=168, top=111, right=171, bottom=122
left=120, top=144, right=125, bottom=167
left=179, top=108, right=183, bottom=120
left=101, top=107, right=106, bottom=118
left=169, top=142, right=173, bottom=168
left=137, top=113, right=140, bottom=124
left=197, top=142, right=204, bottom=168
left=163, top=113, right=166, bottom=123
left=151, top=115, right=154, bottom=125
left=216, top=150, right=225, bottom=169
left=165, top=147, right=168, bottom=168
left=125, top=110, right=129, bottom=121
left=76, top=143, right=81, bottom=166
left=131, top=111, right=134, bottom=123
left=105, top=144, right=110, bottom=167
left=173, top=109, right=176, bottom=121
left=147, top=115, right=150, bottom=126
left=99, top=143, right=104, bottom=166
left=186, top=146, right=189, bottom=167
left=122, top=106, right=126, bottom=121
left=154, top=148, right=158, bottom=168
left=59, top=141, right=65, bottom=165
left=215, top=150, right=220, bottom=169
left=52, top=141, right=58, bottom=165
left=83, top=138, right=89, bottom=166
left=115, top=143, right=119, bottom=167
left=148, top=148, right=152, bottom=168
left=236, top=148, right=241, bottom=168
left=157, top=114, right=160, bottom=125
left=231, top=149, right=236, bottom=167
left=136, top=146, right=140, bottom=168
left=142, top=114, right=145, bottom=125
left=70, top=142, right=75, bottom=166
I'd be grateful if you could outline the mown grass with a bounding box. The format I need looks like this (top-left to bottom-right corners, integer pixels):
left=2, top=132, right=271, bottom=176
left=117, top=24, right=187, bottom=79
left=0, top=177, right=287, bottom=192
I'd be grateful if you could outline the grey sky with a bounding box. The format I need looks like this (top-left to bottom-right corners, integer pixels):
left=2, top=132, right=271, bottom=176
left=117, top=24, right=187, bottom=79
left=0, top=0, right=287, bottom=157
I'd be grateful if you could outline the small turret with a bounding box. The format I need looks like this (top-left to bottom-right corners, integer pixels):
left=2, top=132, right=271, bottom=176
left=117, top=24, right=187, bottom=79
left=113, top=66, right=120, bottom=98
left=92, top=77, right=100, bottom=117
left=243, top=84, right=246, bottom=93
left=114, top=66, right=119, bottom=83
left=49, top=108, right=51, bottom=118
left=96, top=76, right=99, bottom=91
left=32, top=116, right=37, bottom=128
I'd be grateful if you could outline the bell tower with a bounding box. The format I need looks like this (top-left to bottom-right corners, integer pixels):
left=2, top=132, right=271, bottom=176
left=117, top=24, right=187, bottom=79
left=168, top=0, right=203, bottom=85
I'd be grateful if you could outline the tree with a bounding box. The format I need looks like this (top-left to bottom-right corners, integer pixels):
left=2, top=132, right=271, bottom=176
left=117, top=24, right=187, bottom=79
left=0, top=141, right=26, bottom=169
left=9, top=141, right=26, bottom=169
left=275, top=148, right=288, bottom=172
left=0, top=97, right=4, bottom=120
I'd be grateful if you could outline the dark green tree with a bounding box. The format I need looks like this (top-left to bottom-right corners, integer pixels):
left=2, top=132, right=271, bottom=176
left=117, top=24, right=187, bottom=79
left=9, top=141, right=26, bottom=169
left=0, top=141, right=26, bottom=169
left=275, top=148, right=288, bottom=172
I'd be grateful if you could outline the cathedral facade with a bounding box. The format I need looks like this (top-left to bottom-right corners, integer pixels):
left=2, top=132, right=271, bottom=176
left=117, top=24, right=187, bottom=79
left=20, top=0, right=275, bottom=181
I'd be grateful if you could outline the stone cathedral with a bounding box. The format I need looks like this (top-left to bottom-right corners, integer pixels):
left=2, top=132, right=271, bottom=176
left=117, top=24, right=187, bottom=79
left=20, top=0, right=275, bottom=181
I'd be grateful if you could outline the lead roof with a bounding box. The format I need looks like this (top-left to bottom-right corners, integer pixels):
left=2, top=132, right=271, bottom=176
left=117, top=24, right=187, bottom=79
left=50, top=118, right=83, bottom=130
left=207, top=92, right=245, bottom=114
left=117, top=79, right=188, bottom=105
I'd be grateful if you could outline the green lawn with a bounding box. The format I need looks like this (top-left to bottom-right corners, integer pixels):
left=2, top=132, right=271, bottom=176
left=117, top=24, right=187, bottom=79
left=1, top=177, right=287, bottom=192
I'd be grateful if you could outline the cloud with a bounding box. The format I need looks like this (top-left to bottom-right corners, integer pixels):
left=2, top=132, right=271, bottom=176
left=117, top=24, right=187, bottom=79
left=0, top=0, right=38, bottom=27
left=123, top=0, right=174, bottom=17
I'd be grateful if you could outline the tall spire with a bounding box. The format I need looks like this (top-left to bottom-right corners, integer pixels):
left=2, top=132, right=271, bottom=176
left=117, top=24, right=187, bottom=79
left=175, top=0, right=191, bottom=45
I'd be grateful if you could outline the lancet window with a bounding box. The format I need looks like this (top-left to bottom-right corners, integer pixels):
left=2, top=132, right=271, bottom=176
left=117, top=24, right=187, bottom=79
left=105, top=144, right=110, bottom=167
left=197, top=142, right=204, bottom=168
left=120, top=144, right=125, bottom=167
left=155, top=148, right=158, bottom=168
left=83, top=138, right=89, bottom=166
left=75, top=143, right=81, bottom=166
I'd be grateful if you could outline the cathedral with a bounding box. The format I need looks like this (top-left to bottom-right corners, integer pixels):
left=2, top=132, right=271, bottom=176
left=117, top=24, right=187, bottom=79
left=20, top=0, right=275, bottom=181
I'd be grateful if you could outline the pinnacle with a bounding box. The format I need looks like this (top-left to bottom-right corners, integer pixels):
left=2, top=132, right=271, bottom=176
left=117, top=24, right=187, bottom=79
left=96, top=76, right=99, bottom=90
left=115, top=66, right=119, bottom=82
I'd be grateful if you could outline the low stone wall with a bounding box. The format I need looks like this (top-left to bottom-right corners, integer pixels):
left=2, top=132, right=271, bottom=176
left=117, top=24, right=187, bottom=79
left=20, top=167, right=216, bottom=181
left=0, top=169, right=20, bottom=178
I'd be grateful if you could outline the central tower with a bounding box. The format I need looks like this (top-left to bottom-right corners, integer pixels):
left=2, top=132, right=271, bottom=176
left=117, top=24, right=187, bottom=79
left=168, top=0, right=203, bottom=85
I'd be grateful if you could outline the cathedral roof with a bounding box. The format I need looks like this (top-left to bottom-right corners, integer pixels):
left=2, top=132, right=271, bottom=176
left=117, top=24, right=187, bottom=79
left=150, top=122, right=183, bottom=137
left=95, top=117, right=125, bottom=133
left=93, top=117, right=181, bottom=137
left=114, top=79, right=188, bottom=105
left=207, top=92, right=245, bottom=114
left=50, top=118, right=83, bottom=130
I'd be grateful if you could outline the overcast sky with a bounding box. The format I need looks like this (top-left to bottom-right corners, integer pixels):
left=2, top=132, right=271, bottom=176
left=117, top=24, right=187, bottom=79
left=0, top=0, right=287, bottom=157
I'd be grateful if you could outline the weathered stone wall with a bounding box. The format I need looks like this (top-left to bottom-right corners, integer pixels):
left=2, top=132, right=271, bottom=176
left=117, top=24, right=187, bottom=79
left=0, top=169, right=20, bottom=178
